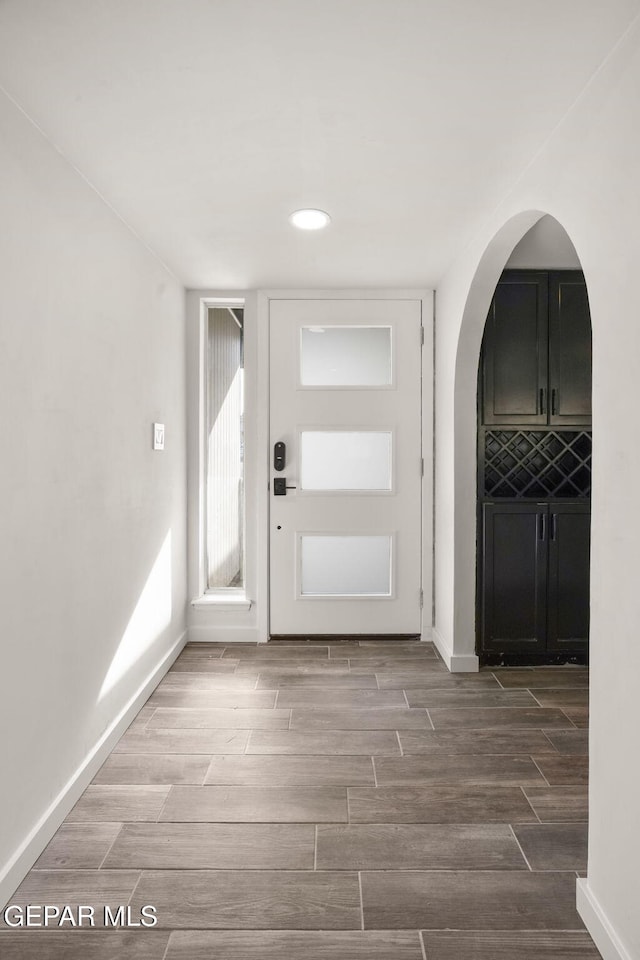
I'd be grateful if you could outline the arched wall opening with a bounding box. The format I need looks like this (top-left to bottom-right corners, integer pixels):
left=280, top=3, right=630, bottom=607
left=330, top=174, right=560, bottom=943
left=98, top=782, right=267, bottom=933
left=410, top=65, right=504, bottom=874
left=433, top=27, right=640, bottom=955
left=450, top=210, right=592, bottom=665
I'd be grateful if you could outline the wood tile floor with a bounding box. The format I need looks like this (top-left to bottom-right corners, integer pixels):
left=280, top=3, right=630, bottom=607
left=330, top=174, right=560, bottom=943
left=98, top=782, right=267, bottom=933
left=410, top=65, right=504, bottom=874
left=1, top=641, right=599, bottom=959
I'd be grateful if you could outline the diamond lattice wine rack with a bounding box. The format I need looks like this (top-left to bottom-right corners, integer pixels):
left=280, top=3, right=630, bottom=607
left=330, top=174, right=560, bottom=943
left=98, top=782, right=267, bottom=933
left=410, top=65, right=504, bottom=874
left=481, top=430, right=592, bottom=499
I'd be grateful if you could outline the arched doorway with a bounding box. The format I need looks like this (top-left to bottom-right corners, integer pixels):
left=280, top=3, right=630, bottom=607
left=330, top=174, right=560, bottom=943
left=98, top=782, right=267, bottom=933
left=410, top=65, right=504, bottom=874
left=448, top=210, right=593, bottom=668
left=475, top=218, right=592, bottom=664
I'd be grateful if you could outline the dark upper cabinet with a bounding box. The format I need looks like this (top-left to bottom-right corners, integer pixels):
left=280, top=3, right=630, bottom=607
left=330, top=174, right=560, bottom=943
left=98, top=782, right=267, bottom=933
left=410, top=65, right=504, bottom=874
left=481, top=270, right=591, bottom=426
left=548, top=272, right=592, bottom=424
left=481, top=501, right=590, bottom=659
left=481, top=272, right=548, bottom=425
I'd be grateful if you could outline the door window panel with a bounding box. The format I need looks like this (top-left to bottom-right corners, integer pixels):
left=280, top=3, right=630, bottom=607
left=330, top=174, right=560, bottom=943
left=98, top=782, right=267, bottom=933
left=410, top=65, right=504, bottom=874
left=300, top=431, right=392, bottom=491
left=300, top=535, right=392, bottom=596
left=300, top=326, right=392, bottom=386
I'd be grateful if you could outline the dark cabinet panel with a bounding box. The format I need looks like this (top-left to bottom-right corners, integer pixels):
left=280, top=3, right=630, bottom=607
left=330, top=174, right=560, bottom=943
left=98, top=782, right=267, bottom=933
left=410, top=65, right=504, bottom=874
left=480, top=502, right=590, bottom=661
left=481, top=273, right=548, bottom=424
left=481, top=503, right=548, bottom=655
left=549, top=273, right=592, bottom=424
left=481, top=270, right=591, bottom=428
left=547, top=503, right=591, bottom=650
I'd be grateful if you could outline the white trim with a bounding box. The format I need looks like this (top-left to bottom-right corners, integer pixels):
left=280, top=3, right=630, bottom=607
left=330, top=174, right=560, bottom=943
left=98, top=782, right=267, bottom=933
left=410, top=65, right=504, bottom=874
left=196, top=294, right=248, bottom=598
left=0, top=631, right=186, bottom=911
left=188, top=625, right=261, bottom=643
left=186, top=289, right=268, bottom=643
left=421, top=291, right=435, bottom=640
left=188, top=288, right=433, bottom=646
left=263, top=287, right=433, bottom=300
left=255, top=291, right=271, bottom=643
left=577, top=879, right=632, bottom=960
left=433, top=626, right=479, bottom=672
left=191, top=596, right=252, bottom=610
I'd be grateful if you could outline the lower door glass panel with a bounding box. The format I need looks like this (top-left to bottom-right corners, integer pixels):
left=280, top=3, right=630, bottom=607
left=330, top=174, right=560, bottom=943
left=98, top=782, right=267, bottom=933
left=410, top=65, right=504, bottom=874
left=300, top=535, right=392, bottom=596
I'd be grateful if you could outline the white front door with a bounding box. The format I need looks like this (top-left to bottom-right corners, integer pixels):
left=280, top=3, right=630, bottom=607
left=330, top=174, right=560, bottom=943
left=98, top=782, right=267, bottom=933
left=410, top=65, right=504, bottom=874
left=269, top=298, right=423, bottom=636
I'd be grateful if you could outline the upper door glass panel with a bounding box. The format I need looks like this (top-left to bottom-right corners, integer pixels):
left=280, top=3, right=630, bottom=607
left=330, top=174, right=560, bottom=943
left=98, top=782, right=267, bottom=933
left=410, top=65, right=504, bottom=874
left=300, top=326, right=392, bottom=386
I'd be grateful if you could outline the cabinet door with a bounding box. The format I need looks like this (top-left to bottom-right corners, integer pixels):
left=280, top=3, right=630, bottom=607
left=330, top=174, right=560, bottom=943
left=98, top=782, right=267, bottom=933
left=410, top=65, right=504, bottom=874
left=549, top=272, right=592, bottom=425
left=547, top=502, right=590, bottom=652
left=481, top=503, right=548, bottom=655
left=481, top=272, right=548, bottom=425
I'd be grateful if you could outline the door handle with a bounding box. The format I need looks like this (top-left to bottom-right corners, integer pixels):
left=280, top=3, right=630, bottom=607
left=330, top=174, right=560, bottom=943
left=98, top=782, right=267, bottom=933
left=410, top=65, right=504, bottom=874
left=274, top=441, right=286, bottom=471
left=273, top=477, right=297, bottom=496
left=551, top=388, right=557, bottom=416
left=551, top=513, right=557, bottom=541
left=539, top=388, right=545, bottom=416
left=538, top=512, right=546, bottom=540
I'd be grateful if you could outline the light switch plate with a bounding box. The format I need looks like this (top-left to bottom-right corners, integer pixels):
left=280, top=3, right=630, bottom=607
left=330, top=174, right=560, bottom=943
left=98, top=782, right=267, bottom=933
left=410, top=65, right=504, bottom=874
left=153, top=423, right=165, bottom=450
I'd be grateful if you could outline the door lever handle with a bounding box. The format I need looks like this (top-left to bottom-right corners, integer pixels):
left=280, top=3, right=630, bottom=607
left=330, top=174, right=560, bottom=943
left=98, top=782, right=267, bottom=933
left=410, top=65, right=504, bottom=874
left=273, top=477, right=297, bottom=496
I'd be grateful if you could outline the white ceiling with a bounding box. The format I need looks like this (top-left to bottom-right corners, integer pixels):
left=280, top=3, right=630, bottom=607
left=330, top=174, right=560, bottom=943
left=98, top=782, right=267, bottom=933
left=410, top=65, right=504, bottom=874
left=0, top=0, right=638, bottom=288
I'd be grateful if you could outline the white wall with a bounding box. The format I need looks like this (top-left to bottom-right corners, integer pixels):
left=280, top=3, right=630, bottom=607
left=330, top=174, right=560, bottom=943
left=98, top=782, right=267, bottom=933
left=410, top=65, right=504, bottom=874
left=506, top=215, right=582, bottom=269
left=0, top=90, right=187, bottom=903
left=434, top=16, right=640, bottom=960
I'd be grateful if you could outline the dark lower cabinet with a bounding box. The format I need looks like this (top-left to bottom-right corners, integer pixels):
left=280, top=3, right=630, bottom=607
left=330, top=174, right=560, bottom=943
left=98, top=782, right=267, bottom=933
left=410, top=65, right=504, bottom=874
left=547, top=503, right=591, bottom=652
left=482, top=503, right=548, bottom=655
left=481, top=501, right=590, bottom=663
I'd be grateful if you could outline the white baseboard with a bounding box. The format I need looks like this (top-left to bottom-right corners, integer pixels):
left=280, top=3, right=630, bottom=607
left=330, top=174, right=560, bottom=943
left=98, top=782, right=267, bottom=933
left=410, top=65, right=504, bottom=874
left=191, top=627, right=431, bottom=645
left=577, top=879, right=632, bottom=960
left=432, top=627, right=479, bottom=672
left=0, top=630, right=187, bottom=911
left=188, top=625, right=262, bottom=643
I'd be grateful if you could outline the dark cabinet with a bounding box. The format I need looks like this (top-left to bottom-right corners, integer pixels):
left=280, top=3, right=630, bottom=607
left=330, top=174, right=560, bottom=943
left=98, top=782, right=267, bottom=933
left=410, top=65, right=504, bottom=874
left=481, top=503, right=548, bottom=655
left=478, top=268, right=591, bottom=664
left=481, top=270, right=591, bottom=426
left=482, top=273, right=548, bottom=424
left=547, top=502, right=591, bottom=651
left=481, top=502, right=590, bottom=659
left=548, top=273, right=592, bottom=424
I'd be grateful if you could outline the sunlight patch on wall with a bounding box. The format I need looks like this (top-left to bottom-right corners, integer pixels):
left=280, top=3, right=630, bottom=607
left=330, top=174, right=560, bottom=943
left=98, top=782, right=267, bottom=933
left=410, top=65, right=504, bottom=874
left=98, top=531, right=172, bottom=701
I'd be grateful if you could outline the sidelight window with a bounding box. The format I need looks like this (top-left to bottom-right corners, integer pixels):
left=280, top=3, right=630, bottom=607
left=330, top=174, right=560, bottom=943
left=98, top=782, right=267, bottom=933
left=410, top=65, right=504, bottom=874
left=206, top=305, right=245, bottom=591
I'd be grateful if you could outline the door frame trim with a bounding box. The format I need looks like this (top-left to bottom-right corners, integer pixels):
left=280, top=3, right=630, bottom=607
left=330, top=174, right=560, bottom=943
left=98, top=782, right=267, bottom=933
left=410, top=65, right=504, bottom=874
left=186, top=287, right=433, bottom=645
left=186, top=288, right=269, bottom=645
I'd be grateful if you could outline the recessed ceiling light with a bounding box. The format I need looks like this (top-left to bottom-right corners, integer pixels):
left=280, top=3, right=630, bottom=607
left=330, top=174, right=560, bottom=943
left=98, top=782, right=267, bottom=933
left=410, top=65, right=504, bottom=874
left=289, top=208, right=331, bottom=230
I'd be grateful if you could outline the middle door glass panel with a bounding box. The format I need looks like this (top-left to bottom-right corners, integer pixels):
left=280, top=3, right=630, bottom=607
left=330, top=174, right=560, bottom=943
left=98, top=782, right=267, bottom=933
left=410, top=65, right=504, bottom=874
left=300, top=431, right=393, bottom=491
